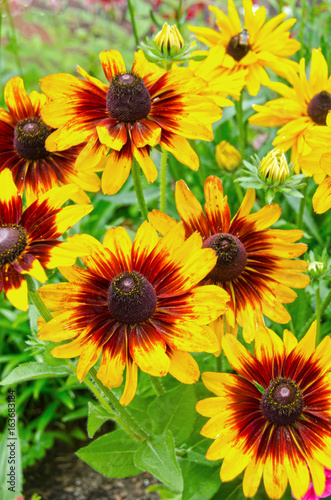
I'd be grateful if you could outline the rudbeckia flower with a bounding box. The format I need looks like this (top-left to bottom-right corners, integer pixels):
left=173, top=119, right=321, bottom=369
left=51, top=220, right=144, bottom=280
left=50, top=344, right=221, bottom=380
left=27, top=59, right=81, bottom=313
left=149, top=176, right=309, bottom=345
left=298, top=126, right=331, bottom=213
left=188, top=0, right=300, bottom=96
left=250, top=48, right=331, bottom=162
left=37, top=222, right=229, bottom=405
left=197, top=323, right=331, bottom=500
left=0, top=169, right=93, bottom=311
left=40, top=50, right=221, bottom=195
left=188, top=46, right=248, bottom=107
left=0, top=77, right=100, bottom=205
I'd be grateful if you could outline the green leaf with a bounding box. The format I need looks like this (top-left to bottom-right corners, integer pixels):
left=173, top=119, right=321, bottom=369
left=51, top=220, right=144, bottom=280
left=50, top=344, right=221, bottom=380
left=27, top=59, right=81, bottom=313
left=0, top=362, right=70, bottom=385
left=181, top=460, right=221, bottom=500
left=148, top=385, right=196, bottom=445
left=87, top=402, right=114, bottom=438
left=134, top=431, right=183, bottom=491
left=43, top=341, right=69, bottom=367
left=77, top=429, right=141, bottom=478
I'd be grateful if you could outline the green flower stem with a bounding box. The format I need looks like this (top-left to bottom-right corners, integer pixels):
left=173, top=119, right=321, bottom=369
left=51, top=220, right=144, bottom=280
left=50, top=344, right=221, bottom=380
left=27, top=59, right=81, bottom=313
left=25, top=275, right=52, bottom=322
left=300, top=289, right=331, bottom=339
left=26, top=275, right=148, bottom=442
left=160, top=148, right=168, bottom=213
left=89, top=367, right=148, bottom=441
left=216, top=351, right=224, bottom=373
left=150, top=375, right=165, bottom=396
left=297, top=179, right=309, bottom=230
left=235, top=93, right=246, bottom=161
left=316, top=286, right=321, bottom=345
left=279, top=0, right=283, bottom=14
left=3, top=0, right=21, bottom=75
left=127, top=0, right=139, bottom=47
left=299, top=0, right=306, bottom=58
left=177, top=0, right=183, bottom=25
left=234, top=180, right=243, bottom=203
left=131, top=156, right=148, bottom=221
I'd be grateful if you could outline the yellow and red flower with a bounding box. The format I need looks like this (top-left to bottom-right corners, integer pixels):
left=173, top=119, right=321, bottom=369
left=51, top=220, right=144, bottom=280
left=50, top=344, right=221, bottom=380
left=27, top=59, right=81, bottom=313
left=40, top=50, right=221, bottom=195
left=0, top=169, right=93, bottom=311
left=188, top=0, right=300, bottom=96
left=149, top=176, right=309, bottom=346
left=0, top=77, right=100, bottom=205
left=37, top=222, right=229, bottom=405
left=250, top=48, right=331, bottom=162
left=197, top=323, right=331, bottom=499
left=299, top=126, right=331, bottom=213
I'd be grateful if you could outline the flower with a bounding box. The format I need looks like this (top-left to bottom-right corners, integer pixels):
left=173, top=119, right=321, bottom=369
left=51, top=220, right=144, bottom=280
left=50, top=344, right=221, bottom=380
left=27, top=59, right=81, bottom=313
left=40, top=50, right=221, bottom=195
left=215, top=140, right=241, bottom=171
left=149, top=176, right=309, bottom=346
left=259, top=148, right=290, bottom=183
left=37, top=222, right=229, bottom=405
left=293, top=468, right=331, bottom=500
left=298, top=126, right=331, bottom=213
left=236, top=151, right=306, bottom=204
left=188, top=46, right=248, bottom=107
left=0, top=77, right=100, bottom=205
left=0, top=169, right=93, bottom=311
left=249, top=48, right=331, bottom=162
left=197, top=322, right=331, bottom=500
left=154, top=23, right=185, bottom=54
left=188, top=0, right=300, bottom=96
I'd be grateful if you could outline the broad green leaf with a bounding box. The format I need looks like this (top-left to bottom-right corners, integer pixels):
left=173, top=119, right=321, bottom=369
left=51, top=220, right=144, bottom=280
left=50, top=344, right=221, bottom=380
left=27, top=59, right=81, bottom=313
left=147, top=385, right=196, bottom=446
left=125, top=395, right=154, bottom=435
left=0, top=362, right=70, bottom=385
left=77, top=429, right=141, bottom=478
left=43, top=341, right=69, bottom=368
left=87, top=402, right=114, bottom=438
left=134, top=431, right=183, bottom=491
left=181, top=460, right=221, bottom=500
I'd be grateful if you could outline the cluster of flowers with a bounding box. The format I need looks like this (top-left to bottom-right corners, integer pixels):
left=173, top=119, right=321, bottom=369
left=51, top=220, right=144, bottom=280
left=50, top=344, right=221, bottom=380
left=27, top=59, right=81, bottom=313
left=1, top=1, right=331, bottom=499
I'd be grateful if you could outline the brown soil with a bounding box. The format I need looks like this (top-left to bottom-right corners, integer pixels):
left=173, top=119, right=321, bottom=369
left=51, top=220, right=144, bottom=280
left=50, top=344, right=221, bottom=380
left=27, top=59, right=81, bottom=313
left=23, top=440, right=160, bottom=500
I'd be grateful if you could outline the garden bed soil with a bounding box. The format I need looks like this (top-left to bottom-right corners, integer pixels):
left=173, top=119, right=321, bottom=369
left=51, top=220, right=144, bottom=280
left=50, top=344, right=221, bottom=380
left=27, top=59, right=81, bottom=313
left=23, top=440, right=160, bottom=500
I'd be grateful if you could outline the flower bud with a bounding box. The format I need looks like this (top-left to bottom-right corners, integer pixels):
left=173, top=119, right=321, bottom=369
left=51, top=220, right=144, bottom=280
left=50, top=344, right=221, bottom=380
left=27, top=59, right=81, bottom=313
left=154, top=23, right=185, bottom=55
left=215, top=140, right=241, bottom=172
left=259, top=149, right=290, bottom=183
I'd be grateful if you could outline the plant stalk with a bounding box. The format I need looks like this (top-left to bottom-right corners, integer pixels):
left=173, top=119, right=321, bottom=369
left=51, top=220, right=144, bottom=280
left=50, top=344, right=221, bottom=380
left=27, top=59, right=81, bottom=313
left=131, top=156, right=148, bottom=220
left=160, top=148, right=168, bottom=213
left=127, top=0, right=139, bottom=46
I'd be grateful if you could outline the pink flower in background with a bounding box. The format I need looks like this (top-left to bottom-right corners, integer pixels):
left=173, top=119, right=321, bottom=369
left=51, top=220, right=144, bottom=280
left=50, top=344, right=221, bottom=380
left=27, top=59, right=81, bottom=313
left=293, top=469, right=331, bottom=500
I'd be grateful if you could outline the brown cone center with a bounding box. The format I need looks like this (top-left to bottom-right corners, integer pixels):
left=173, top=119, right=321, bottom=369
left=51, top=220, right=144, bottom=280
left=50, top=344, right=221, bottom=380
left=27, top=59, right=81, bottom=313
left=260, top=377, right=303, bottom=426
left=107, top=271, right=157, bottom=324
left=227, top=29, right=251, bottom=62
left=0, top=225, right=27, bottom=266
left=307, top=91, right=331, bottom=125
left=106, top=72, right=152, bottom=123
left=202, top=233, right=247, bottom=282
left=14, top=117, right=51, bottom=160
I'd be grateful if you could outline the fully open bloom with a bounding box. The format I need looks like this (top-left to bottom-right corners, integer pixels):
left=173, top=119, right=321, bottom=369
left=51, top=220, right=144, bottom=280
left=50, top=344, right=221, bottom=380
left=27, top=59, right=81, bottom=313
left=40, top=50, right=221, bottom=195
left=197, top=323, right=331, bottom=499
left=0, top=169, right=93, bottom=311
left=250, top=48, right=331, bottom=162
left=298, top=126, right=331, bottom=213
left=0, top=77, right=100, bottom=205
left=293, top=468, right=331, bottom=500
left=188, top=0, right=300, bottom=95
left=149, top=176, right=309, bottom=346
left=37, top=222, right=229, bottom=405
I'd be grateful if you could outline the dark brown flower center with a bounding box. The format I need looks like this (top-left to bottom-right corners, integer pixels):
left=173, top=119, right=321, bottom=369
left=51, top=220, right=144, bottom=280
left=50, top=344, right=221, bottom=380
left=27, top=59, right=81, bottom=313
left=107, top=271, right=157, bottom=324
left=307, top=91, right=331, bottom=125
left=0, top=225, right=27, bottom=266
left=260, top=377, right=303, bottom=426
left=106, top=72, right=152, bottom=123
left=14, top=117, right=51, bottom=160
left=202, top=233, right=247, bottom=282
left=227, top=29, right=251, bottom=62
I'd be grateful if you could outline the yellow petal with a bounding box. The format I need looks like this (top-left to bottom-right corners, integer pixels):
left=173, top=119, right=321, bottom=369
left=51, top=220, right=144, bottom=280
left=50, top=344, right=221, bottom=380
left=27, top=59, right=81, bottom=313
left=168, top=350, right=200, bottom=384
